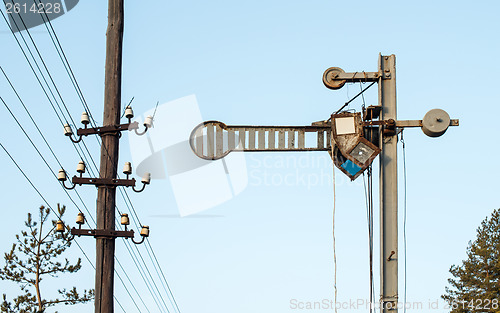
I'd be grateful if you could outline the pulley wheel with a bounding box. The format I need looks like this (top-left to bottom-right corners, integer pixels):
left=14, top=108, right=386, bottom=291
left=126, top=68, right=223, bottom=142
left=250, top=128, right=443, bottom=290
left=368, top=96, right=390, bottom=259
left=323, top=67, right=346, bottom=90
left=422, top=109, right=450, bottom=137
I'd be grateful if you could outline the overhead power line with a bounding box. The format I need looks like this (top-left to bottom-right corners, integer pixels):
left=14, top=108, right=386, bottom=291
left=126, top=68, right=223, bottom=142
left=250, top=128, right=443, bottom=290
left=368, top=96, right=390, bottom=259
left=2, top=3, right=181, bottom=311
left=0, top=141, right=126, bottom=312
left=0, top=76, right=150, bottom=311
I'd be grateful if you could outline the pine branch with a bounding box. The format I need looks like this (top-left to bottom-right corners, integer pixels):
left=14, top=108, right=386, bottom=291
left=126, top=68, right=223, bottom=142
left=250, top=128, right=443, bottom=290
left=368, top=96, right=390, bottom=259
left=442, top=208, right=500, bottom=313
left=1, top=205, right=92, bottom=313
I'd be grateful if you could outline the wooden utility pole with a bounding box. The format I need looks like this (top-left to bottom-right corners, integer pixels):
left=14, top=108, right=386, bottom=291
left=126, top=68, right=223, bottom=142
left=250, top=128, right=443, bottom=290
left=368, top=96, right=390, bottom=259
left=60, top=1, right=151, bottom=311
left=95, top=0, right=124, bottom=312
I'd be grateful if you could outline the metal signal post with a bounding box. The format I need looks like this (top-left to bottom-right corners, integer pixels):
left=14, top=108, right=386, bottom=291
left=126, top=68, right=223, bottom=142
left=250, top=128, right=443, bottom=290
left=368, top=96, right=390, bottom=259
left=191, top=54, right=458, bottom=312
left=380, top=54, right=399, bottom=312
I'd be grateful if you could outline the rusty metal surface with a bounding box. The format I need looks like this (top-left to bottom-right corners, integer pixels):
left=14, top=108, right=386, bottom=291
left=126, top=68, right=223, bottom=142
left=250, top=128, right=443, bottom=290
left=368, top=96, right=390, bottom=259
left=189, top=116, right=458, bottom=164
left=189, top=114, right=457, bottom=180
left=331, top=112, right=363, bottom=153
left=71, top=228, right=134, bottom=238
left=395, top=120, right=422, bottom=127
left=363, top=105, right=382, bottom=121
left=190, top=121, right=332, bottom=160
left=323, top=67, right=380, bottom=90
left=72, top=176, right=136, bottom=187
left=361, top=119, right=459, bottom=128
left=322, top=67, right=347, bottom=90
left=330, top=112, right=381, bottom=180
left=77, top=121, right=139, bottom=136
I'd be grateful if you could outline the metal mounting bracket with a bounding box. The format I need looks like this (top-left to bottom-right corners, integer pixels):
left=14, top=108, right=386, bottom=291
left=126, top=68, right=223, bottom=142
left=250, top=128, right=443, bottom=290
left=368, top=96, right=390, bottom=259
left=77, top=121, right=140, bottom=137
left=71, top=228, right=134, bottom=239
left=72, top=176, right=137, bottom=187
left=323, top=67, right=382, bottom=90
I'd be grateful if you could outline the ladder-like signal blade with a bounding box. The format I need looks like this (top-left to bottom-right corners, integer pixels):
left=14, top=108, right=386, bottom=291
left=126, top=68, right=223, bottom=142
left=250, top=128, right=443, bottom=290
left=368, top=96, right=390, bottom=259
left=190, top=121, right=332, bottom=160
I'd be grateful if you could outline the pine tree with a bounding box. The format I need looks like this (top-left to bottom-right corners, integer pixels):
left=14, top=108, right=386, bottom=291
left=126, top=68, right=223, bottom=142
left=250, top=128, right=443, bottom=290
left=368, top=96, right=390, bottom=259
left=442, top=208, right=500, bottom=312
left=0, top=205, right=94, bottom=313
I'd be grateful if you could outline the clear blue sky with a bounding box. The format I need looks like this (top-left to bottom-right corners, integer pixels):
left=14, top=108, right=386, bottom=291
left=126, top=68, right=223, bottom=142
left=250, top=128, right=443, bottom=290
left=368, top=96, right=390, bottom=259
left=1, top=1, right=499, bottom=312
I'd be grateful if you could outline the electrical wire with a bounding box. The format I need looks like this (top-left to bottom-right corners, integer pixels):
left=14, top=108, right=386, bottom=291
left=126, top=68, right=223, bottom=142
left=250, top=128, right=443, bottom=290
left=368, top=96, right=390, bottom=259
left=0, top=140, right=61, bottom=221
left=145, top=239, right=181, bottom=313
left=0, top=96, right=84, bottom=218
left=359, top=82, right=376, bottom=313
left=114, top=214, right=168, bottom=313
left=0, top=9, right=98, bottom=180
left=5, top=1, right=100, bottom=176
left=119, top=240, right=160, bottom=313
left=114, top=258, right=143, bottom=313
left=0, top=9, right=63, bottom=126
left=8, top=0, right=92, bottom=139
left=330, top=138, right=338, bottom=313
left=152, top=101, right=160, bottom=120
left=131, top=240, right=172, bottom=312
left=400, top=130, right=408, bottom=313
left=121, top=235, right=166, bottom=313
left=121, top=97, right=135, bottom=118
left=335, top=81, right=376, bottom=114
left=4, top=5, right=181, bottom=312
left=33, top=0, right=99, bottom=127
left=0, top=141, right=127, bottom=313
left=362, top=170, right=375, bottom=313
left=1, top=65, right=102, bottom=234
left=0, top=104, right=133, bottom=311
left=0, top=68, right=97, bottom=226
left=115, top=188, right=172, bottom=312
left=0, top=96, right=135, bottom=311
left=0, top=77, right=147, bottom=311
left=117, top=183, right=180, bottom=313
left=112, top=214, right=163, bottom=313
left=31, top=9, right=180, bottom=309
